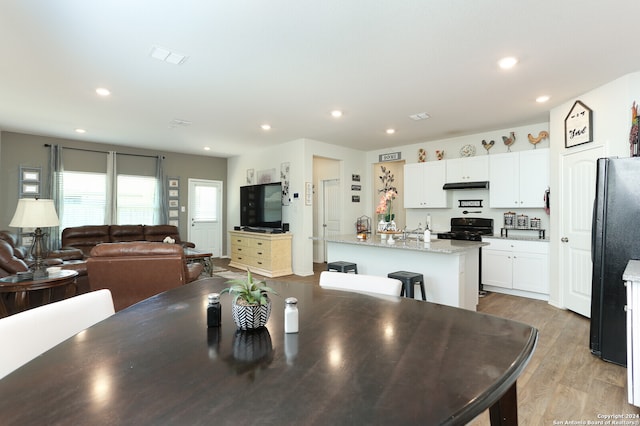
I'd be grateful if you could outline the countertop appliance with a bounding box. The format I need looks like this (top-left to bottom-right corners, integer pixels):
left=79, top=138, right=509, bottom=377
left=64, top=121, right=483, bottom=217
left=590, top=157, right=640, bottom=366
left=437, top=217, right=494, bottom=241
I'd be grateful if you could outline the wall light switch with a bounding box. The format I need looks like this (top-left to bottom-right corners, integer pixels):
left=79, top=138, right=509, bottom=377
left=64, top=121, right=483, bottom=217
left=181, top=206, right=186, bottom=212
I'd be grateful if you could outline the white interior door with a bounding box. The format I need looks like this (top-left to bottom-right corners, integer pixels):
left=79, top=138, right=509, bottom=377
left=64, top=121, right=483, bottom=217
left=188, top=179, right=222, bottom=257
left=561, top=145, right=605, bottom=317
left=322, top=179, right=341, bottom=261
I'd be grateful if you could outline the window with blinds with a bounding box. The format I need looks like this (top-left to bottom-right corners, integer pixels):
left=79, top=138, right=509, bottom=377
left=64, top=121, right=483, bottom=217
left=59, top=171, right=107, bottom=229
left=60, top=172, right=158, bottom=229
left=116, top=175, right=158, bottom=224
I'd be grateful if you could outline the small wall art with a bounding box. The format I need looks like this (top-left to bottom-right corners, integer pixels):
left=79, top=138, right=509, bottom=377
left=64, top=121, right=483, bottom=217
left=166, top=177, right=180, bottom=227
left=281, top=162, right=290, bottom=205
left=257, top=168, right=276, bottom=184
left=352, top=174, right=360, bottom=182
left=19, top=166, right=41, bottom=198
left=246, top=168, right=255, bottom=185
left=565, top=100, right=593, bottom=148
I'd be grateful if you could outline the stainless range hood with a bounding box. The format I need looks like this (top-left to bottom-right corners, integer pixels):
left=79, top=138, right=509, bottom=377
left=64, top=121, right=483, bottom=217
left=442, top=181, right=490, bottom=190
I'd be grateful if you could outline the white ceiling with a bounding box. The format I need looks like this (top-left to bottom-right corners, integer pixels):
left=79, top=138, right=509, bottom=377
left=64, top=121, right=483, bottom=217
left=1, top=1, right=639, bottom=158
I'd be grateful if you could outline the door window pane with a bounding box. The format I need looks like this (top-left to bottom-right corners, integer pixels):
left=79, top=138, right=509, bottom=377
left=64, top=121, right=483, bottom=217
left=194, top=185, right=217, bottom=221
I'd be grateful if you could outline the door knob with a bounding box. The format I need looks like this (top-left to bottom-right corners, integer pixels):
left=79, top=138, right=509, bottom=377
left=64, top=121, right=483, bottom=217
left=561, top=237, right=569, bottom=242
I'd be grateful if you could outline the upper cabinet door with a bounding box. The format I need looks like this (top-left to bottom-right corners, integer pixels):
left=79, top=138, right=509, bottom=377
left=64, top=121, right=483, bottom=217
left=519, top=149, right=549, bottom=208
left=446, top=156, right=489, bottom=182
left=489, top=148, right=549, bottom=208
left=403, top=162, right=449, bottom=209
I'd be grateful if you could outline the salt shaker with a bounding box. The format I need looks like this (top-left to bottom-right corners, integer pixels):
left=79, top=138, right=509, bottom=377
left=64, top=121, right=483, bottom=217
left=284, top=297, right=299, bottom=333
left=207, top=293, right=221, bottom=327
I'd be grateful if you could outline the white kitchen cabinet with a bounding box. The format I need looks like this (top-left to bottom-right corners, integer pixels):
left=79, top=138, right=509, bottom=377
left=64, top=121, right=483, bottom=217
left=446, top=156, right=489, bottom=183
left=403, top=161, right=449, bottom=208
left=482, top=238, right=549, bottom=296
left=489, top=148, right=549, bottom=208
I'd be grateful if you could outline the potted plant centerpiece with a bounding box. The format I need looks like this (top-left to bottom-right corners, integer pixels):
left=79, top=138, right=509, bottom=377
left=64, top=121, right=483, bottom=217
left=221, top=269, right=277, bottom=330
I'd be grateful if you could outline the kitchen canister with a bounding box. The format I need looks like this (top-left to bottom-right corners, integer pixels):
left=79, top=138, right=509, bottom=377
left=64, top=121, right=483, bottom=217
left=503, top=212, right=516, bottom=229
left=517, top=214, right=529, bottom=229
left=530, top=218, right=541, bottom=229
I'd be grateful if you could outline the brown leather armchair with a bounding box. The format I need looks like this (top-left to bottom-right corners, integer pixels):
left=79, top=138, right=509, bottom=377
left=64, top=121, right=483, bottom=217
left=87, top=242, right=203, bottom=311
left=0, top=232, right=89, bottom=293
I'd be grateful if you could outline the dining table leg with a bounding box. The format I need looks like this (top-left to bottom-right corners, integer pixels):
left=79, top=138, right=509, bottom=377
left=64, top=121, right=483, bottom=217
left=489, top=381, right=518, bottom=425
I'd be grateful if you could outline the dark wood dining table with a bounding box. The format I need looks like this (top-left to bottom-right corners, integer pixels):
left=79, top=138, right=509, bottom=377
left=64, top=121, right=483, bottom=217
left=0, top=276, right=537, bottom=425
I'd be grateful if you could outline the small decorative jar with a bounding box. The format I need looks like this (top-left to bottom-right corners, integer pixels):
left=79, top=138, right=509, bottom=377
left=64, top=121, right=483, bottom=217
left=530, top=218, right=541, bottom=229
left=517, top=214, right=529, bottom=229
left=503, top=212, right=516, bottom=229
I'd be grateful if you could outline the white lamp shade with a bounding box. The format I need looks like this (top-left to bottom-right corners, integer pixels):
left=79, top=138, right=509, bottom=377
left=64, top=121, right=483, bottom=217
left=9, top=199, right=60, bottom=228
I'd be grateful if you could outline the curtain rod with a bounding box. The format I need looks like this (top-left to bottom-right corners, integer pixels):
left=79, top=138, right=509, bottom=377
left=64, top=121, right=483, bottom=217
left=44, top=144, right=165, bottom=159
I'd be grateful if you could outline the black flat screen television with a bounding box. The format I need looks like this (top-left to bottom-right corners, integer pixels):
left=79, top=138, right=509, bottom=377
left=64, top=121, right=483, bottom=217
left=240, top=182, right=283, bottom=230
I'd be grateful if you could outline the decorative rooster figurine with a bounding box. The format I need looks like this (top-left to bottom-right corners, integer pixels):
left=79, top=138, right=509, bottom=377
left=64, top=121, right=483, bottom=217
left=481, top=140, right=494, bottom=154
left=527, top=131, right=549, bottom=149
left=502, top=132, right=516, bottom=152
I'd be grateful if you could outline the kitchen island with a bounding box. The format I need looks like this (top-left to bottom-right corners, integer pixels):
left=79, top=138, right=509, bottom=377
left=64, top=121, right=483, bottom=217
left=326, top=235, right=488, bottom=311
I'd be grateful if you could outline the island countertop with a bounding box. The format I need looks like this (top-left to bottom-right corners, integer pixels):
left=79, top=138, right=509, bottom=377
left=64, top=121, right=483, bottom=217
left=324, top=234, right=488, bottom=254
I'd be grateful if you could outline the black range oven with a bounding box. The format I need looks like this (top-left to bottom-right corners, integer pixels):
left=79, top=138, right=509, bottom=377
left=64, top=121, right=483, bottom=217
left=437, top=217, right=494, bottom=295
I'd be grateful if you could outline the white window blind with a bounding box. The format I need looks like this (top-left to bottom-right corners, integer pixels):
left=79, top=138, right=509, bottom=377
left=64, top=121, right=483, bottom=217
left=60, top=171, right=107, bottom=229
left=194, top=185, right=217, bottom=221
left=116, top=175, right=158, bottom=224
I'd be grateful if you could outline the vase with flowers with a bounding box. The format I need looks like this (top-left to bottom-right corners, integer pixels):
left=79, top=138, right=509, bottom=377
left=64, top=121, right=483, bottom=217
left=376, top=165, right=398, bottom=232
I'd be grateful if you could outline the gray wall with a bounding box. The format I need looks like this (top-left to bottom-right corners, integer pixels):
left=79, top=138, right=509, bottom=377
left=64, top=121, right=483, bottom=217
left=0, top=131, right=227, bottom=250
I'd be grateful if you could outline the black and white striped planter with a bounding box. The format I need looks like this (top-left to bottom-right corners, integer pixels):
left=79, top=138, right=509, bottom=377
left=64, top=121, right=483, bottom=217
left=231, top=299, right=272, bottom=330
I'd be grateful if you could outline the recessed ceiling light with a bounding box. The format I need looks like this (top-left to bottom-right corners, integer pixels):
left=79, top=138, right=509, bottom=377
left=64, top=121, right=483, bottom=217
left=536, top=95, right=550, bottom=103
left=331, top=110, right=343, bottom=118
left=386, top=128, right=396, bottom=135
left=75, top=128, right=86, bottom=134
left=261, top=124, right=271, bottom=131
left=203, top=146, right=211, bottom=151
left=498, top=56, right=518, bottom=70
left=95, top=87, right=111, bottom=97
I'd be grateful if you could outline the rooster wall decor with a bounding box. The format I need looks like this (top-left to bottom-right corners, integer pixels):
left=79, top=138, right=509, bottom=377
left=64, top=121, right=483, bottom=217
left=481, top=139, right=494, bottom=154
left=502, top=132, right=516, bottom=152
left=527, top=131, right=549, bottom=148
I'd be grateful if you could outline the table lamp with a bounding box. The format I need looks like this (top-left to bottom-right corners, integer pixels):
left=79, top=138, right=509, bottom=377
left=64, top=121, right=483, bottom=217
left=9, top=198, right=60, bottom=278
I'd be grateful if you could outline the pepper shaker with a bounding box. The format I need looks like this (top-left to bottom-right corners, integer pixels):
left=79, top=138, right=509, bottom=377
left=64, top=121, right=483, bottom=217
left=284, top=297, right=299, bottom=333
left=207, top=293, right=221, bottom=327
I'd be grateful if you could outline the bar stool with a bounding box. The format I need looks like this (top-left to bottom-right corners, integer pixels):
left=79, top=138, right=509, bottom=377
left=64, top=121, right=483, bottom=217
left=387, top=271, right=426, bottom=301
left=327, top=261, right=358, bottom=274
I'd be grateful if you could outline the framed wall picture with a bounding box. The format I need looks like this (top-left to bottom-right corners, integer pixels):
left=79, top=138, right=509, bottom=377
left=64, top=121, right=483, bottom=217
left=169, top=209, right=179, bottom=218
left=168, top=178, right=179, bottom=188
left=169, top=189, right=179, bottom=198
left=169, top=199, right=179, bottom=208
left=565, top=100, right=593, bottom=148
left=19, top=166, right=41, bottom=198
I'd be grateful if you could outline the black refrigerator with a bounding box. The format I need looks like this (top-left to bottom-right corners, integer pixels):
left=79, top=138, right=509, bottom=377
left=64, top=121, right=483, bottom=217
left=590, top=157, right=640, bottom=366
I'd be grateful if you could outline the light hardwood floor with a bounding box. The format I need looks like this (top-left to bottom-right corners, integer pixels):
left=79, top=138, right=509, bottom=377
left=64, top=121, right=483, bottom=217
left=212, top=258, right=640, bottom=425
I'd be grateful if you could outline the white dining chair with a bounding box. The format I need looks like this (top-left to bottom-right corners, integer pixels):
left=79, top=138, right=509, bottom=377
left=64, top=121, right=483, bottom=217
left=319, top=271, right=402, bottom=297
left=0, top=289, right=115, bottom=380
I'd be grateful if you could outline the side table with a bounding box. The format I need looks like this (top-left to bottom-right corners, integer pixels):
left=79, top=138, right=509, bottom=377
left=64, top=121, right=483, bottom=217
left=0, top=270, right=78, bottom=318
left=184, top=248, right=213, bottom=276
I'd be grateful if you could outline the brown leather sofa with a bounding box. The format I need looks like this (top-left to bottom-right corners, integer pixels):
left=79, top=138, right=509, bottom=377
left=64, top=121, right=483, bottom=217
left=0, top=231, right=89, bottom=293
left=61, top=224, right=194, bottom=257
left=87, top=242, right=203, bottom=311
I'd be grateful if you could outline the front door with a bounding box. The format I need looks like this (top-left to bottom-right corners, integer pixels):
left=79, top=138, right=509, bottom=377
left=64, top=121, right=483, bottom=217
left=561, top=145, right=605, bottom=317
left=188, top=179, right=222, bottom=257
